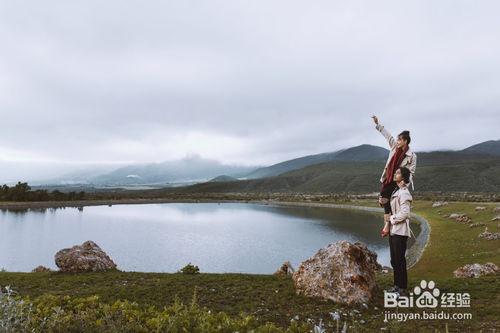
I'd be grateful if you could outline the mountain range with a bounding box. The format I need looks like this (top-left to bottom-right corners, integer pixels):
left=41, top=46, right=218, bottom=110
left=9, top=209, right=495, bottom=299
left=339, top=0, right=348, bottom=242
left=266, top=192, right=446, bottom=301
left=41, top=140, right=500, bottom=193
left=172, top=140, right=500, bottom=193
left=92, top=155, right=257, bottom=185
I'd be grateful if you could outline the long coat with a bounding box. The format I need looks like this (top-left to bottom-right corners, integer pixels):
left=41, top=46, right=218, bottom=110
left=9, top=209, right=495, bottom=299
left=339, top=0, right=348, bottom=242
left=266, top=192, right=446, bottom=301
left=389, top=185, right=414, bottom=237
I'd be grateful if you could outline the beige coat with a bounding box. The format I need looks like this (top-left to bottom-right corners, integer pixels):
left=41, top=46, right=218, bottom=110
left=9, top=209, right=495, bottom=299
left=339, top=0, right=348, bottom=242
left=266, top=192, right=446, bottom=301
left=389, top=185, right=414, bottom=237
left=375, top=123, right=417, bottom=190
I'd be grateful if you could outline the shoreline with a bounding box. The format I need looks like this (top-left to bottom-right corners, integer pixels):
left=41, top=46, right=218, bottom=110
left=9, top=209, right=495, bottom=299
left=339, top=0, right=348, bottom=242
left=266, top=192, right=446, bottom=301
left=247, top=200, right=430, bottom=269
left=0, top=197, right=431, bottom=271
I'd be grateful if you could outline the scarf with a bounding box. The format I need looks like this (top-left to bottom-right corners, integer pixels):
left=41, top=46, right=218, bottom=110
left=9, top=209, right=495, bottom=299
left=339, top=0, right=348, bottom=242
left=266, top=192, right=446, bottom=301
left=384, top=145, right=409, bottom=185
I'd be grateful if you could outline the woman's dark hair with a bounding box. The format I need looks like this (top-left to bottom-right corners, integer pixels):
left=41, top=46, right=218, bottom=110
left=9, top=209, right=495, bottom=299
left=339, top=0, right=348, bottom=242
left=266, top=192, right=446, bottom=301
left=398, top=166, right=411, bottom=184
left=398, top=130, right=411, bottom=144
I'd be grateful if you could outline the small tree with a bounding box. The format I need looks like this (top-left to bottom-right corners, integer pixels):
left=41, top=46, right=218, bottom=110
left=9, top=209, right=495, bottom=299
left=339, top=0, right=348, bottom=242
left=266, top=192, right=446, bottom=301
left=178, top=263, right=200, bottom=274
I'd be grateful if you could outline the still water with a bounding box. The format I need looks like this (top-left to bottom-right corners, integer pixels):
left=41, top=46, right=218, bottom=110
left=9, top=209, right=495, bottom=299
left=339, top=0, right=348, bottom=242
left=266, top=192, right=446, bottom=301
left=0, top=202, right=419, bottom=273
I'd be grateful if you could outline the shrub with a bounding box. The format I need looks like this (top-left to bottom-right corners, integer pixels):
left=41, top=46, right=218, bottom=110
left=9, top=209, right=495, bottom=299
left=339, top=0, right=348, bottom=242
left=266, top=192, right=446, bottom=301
left=178, top=262, right=200, bottom=274
left=1, top=286, right=312, bottom=332
left=0, top=285, right=33, bottom=332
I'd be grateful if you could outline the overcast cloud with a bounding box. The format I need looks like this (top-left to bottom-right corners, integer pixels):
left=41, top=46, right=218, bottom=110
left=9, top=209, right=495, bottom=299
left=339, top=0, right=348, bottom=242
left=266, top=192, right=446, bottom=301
left=0, top=0, right=499, bottom=181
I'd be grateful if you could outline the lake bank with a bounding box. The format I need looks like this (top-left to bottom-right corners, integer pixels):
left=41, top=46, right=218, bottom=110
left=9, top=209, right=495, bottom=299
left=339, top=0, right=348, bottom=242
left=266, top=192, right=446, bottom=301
left=1, top=201, right=395, bottom=273
left=0, top=198, right=429, bottom=271
left=256, top=200, right=430, bottom=269
left=1, top=200, right=498, bottom=331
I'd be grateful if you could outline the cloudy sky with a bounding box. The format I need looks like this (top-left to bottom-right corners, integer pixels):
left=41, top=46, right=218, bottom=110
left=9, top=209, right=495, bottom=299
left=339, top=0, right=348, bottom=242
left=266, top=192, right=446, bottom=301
left=0, top=0, right=499, bottom=182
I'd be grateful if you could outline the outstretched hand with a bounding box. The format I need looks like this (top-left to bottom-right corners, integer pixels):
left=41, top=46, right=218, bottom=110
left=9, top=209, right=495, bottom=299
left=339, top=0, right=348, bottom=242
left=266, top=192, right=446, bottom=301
left=372, top=115, right=379, bottom=125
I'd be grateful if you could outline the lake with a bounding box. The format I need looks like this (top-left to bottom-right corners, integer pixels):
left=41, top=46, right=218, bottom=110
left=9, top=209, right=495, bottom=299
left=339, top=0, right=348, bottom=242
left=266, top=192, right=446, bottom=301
left=0, top=202, right=420, bottom=273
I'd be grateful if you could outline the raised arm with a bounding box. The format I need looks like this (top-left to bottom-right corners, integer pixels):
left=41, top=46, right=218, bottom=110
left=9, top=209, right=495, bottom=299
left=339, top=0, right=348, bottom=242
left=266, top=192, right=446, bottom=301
left=372, top=115, right=396, bottom=149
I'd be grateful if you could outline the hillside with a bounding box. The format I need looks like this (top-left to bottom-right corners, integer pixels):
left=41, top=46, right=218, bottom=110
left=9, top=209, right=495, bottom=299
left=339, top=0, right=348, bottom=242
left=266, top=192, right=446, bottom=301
left=243, top=151, right=342, bottom=179
left=244, top=144, right=388, bottom=179
left=33, top=140, right=500, bottom=191
left=209, top=175, right=238, bottom=182
left=462, top=139, right=500, bottom=155
left=174, top=152, right=500, bottom=193
left=332, top=144, right=388, bottom=161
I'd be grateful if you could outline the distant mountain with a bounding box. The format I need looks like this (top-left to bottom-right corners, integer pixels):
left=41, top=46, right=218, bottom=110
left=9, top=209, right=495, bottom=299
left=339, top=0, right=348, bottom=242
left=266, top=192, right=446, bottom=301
left=332, top=144, right=389, bottom=162
left=244, top=151, right=342, bottom=179
left=33, top=140, right=500, bottom=192
left=209, top=175, right=238, bottom=182
left=462, top=140, right=500, bottom=156
left=171, top=142, right=500, bottom=193
left=244, top=144, right=388, bottom=179
left=178, top=161, right=386, bottom=193
left=33, top=164, right=128, bottom=186
left=415, top=150, right=500, bottom=165
left=91, top=156, right=258, bottom=185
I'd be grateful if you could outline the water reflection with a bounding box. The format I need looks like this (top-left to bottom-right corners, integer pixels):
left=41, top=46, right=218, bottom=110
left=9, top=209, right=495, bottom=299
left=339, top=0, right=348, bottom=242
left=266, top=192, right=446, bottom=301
left=0, top=202, right=419, bottom=273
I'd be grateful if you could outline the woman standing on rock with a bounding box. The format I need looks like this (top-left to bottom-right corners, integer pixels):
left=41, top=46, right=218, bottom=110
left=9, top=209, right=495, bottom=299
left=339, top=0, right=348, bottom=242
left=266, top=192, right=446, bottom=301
left=372, top=115, right=417, bottom=237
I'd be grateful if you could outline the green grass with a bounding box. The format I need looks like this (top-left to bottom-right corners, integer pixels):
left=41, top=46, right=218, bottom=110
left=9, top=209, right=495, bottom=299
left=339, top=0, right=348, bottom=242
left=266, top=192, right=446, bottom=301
left=1, top=200, right=499, bottom=332
left=411, top=201, right=500, bottom=279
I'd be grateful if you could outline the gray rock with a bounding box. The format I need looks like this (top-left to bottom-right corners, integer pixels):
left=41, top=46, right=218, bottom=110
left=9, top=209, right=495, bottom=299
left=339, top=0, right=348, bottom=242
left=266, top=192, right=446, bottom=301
left=478, top=227, right=500, bottom=240
left=292, top=240, right=381, bottom=305
left=432, top=201, right=448, bottom=208
left=453, top=263, right=499, bottom=278
left=55, top=240, right=117, bottom=273
left=448, top=213, right=472, bottom=224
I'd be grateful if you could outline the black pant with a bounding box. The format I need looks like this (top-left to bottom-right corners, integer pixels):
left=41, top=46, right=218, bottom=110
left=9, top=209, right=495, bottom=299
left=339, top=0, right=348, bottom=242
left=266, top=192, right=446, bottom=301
left=389, top=234, right=408, bottom=289
left=380, top=181, right=398, bottom=214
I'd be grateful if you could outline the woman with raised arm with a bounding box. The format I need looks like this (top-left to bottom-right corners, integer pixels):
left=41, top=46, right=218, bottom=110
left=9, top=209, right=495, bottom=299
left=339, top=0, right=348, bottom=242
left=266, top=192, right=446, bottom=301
left=372, top=115, right=417, bottom=237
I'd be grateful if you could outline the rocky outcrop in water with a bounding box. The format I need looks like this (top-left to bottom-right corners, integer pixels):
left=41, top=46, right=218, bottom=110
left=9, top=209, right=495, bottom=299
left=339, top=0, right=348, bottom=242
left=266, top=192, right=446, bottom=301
left=292, top=241, right=381, bottom=305
left=453, top=263, right=499, bottom=278
left=55, top=240, right=117, bottom=273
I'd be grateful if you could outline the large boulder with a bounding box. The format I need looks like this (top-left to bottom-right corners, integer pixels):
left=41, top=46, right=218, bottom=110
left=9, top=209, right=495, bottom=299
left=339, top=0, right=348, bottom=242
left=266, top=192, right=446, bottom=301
left=292, top=241, right=381, bottom=305
left=55, top=240, right=117, bottom=273
left=453, top=263, right=498, bottom=278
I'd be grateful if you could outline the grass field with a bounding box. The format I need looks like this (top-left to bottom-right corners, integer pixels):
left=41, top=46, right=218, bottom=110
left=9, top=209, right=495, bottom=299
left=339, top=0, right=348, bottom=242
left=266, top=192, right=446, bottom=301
left=1, top=200, right=499, bottom=332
